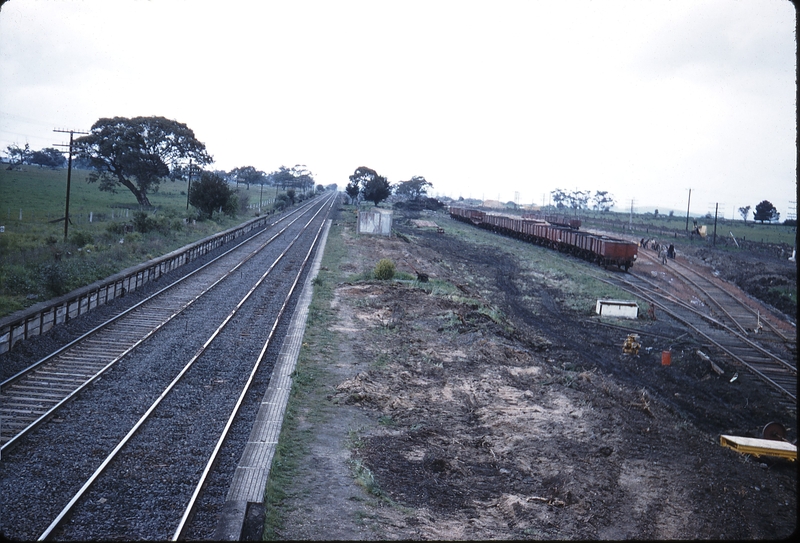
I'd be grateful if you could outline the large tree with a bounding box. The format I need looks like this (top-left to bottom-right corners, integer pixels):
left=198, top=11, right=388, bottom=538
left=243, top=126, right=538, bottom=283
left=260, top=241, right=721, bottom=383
left=76, top=116, right=212, bottom=207
left=350, top=166, right=391, bottom=206
left=753, top=200, right=779, bottom=223
left=394, top=175, right=432, bottom=201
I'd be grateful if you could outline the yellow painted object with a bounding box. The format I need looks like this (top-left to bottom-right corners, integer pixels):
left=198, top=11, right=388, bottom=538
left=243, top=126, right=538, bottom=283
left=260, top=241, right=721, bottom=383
left=622, top=334, right=640, bottom=355
left=719, top=435, right=797, bottom=461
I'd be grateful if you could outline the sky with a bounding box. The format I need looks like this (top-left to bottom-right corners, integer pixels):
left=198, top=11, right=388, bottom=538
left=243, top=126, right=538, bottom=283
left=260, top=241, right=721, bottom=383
left=0, top=0, right=796, bottom=219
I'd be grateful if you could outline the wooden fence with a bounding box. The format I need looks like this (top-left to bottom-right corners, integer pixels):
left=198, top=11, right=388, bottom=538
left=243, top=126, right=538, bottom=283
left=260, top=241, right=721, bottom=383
left=0, top=214, right=272, bottom=355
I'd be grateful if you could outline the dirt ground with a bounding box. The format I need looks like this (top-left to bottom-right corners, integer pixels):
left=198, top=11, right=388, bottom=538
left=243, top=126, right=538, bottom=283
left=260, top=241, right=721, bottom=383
left=270, top=209, right=796, bottom=540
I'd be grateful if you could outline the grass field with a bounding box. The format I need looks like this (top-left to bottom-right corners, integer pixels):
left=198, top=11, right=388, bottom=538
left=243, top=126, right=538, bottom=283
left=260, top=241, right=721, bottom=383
left=573, top=209, right=796, bottom=247
left=0, top=166, right=283, bottom=317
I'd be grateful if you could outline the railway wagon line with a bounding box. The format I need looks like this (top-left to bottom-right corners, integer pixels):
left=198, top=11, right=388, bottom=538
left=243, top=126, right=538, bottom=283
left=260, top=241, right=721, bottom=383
left=449, top=206, right=638, bottom=270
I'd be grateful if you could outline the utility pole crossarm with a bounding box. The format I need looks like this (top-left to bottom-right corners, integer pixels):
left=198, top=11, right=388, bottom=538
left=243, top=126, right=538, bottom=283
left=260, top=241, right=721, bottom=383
left=54, top=129, right=89, bottom=240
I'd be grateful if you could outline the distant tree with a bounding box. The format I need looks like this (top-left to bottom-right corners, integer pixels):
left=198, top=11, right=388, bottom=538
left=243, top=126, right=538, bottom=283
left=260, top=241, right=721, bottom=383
left=229, top=166, right=265, bottom=189
left=290, top=165, right=315, bottom=193
left=189, top=171, right=236, bottom=219
left=344, top=180, right=360, bottom=204
left=267, top=165, right=314, bottom=193
left=350, top=166, right=391, bottom=206
left=550, top=188, right=568, bottom=209
left=394, top=175, right=432, bottom=201
left=316, top=184, right=325, bottom=193
left=753, top=200, right=779, bottom=223
left=566, top=190, right=590, bottom=211
left=654, top=209, right=659, bottom=217
left=76, top=116, right=212, bottom=207
left=29, top=147, right=67, bottom=168
left=591, top=190, right=616, bottom=212
left=738, top=205, right=752, bottom=225
left=5, top=143, right=31, bottom=165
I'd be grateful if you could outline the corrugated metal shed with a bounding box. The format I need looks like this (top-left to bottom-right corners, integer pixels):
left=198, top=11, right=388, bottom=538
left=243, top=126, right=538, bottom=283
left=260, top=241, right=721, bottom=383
left=358, top=209, right=393, bottom=236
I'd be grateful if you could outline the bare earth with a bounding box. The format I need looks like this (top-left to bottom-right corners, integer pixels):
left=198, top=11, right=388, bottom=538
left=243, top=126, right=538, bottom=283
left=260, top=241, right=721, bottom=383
left=269, top=209, right=796, bottom=540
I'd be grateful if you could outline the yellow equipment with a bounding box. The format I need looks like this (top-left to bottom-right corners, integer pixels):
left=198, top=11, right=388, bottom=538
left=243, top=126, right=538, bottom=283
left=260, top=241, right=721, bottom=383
left=719, top=435, right=796, bottom=462
left=622, top=334, right=640, bottom=355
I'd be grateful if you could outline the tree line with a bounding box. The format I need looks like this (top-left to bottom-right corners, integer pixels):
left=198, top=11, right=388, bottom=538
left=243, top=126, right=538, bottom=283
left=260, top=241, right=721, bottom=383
left=5, top=122, right=787, bottom=225
left=4, top=116, right=326, bottom=220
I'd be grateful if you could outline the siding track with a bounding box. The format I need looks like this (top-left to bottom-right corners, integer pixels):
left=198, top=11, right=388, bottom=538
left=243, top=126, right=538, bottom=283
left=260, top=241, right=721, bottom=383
left=597, top=250, right=796, bottom=403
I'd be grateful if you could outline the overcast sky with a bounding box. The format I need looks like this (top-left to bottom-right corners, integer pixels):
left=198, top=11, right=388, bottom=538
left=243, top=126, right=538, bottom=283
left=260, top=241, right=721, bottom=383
left=0, top=0, right=796, bottom=219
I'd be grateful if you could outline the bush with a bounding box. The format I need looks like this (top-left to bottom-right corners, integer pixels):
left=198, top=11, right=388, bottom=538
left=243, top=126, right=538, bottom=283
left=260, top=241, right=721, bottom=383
left=132, top=211, right=157, bottom=233
left=273, top=194, right=291, bottom=211
left=374, top=259, right=396, bottom=280
left=69, top=231, right=94, bottom=247
left=38, top=262, right=69, bottom=296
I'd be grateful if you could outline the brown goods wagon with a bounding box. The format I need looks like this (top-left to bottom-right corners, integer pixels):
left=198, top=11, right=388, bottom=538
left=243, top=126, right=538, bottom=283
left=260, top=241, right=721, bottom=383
left=598, top=238, right=638, bottom=262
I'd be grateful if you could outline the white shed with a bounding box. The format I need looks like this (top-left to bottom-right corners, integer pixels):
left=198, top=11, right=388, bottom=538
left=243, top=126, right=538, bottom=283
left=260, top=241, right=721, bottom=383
left=595, top=299, right=639, bottom=319
left=357, top=209, right=393, bottom=236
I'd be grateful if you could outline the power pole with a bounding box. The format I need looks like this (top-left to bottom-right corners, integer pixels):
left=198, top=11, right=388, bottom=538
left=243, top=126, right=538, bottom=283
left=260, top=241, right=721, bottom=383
left=685, top=188, right=692, bottom=231
left=629, top=199, right=634, bottom=231
left=713, top=202, right=718, bottom=246
left=54, top=128, right=88, bottom=240
left=186, top=159, right=193, bottom=210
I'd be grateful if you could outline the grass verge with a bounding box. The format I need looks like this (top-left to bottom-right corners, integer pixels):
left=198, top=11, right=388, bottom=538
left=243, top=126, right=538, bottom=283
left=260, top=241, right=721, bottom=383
left=262, top=212, right=347, bottom=540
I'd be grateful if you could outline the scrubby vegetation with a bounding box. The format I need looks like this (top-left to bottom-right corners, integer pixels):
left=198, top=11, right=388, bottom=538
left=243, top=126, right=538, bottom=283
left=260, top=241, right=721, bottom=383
left=0, top=167, right=304, bottom=317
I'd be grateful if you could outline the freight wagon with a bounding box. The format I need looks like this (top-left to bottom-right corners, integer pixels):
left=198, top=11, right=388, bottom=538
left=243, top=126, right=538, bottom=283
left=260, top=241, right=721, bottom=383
left=450, top=206, right=637, bottom=271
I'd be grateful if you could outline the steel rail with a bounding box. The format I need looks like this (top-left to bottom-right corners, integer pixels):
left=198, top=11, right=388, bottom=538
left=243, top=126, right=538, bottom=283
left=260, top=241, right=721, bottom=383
left=637, top=249, right=792, bottom=342
left=37, top=192, right=335, bottom=541
left=1, top=199, right=314, bottom=390
left=1, top=199, right=321, bottom=452
left=625, top=275, right=796, bottom=373
left=594, top=273, right=796, bottom=401
left=619, top=267, right=796, bottom=373
left=172, top=193, right=335, bottom=540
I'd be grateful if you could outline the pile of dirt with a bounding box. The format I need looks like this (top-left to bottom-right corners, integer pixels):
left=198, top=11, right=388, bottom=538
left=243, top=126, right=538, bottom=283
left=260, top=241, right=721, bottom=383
left=271, top=211, right=796, bottom=540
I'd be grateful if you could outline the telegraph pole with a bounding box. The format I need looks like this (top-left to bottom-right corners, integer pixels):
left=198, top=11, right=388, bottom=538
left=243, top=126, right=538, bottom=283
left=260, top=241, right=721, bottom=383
left=629, top=199, right=634, bottom=231
left=712, top=202, right=718, bottom=246
left=186, top=159, right=193, bottom=210
left=685, top=188, right=692, bottom=231
left=54, top=129, right=88, bottom=240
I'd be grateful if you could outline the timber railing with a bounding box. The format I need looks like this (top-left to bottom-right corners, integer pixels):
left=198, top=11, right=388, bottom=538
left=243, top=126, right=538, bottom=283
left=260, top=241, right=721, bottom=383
left=0, top=214, right=273, bottom=355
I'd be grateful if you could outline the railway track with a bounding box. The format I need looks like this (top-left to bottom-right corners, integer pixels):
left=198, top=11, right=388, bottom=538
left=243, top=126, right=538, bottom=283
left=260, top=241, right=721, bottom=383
left=0, top=195, right=325, bottom=451
left=597, top=250, right=796, bottom=403
left=0, top=192, right=337, bottom=540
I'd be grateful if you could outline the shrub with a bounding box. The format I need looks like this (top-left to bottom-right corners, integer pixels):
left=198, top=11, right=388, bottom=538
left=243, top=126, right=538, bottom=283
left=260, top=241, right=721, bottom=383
left=69, top=231, right=94, bottom=247
left=106, top=221, right=128, bottom=235
left=38, top=262, right=69, bottom=296
left=132, top=211, right=157, bottom=233
left=273, top=194, right=291, bottom=211
left=374, top=259, right=395, bottom=280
